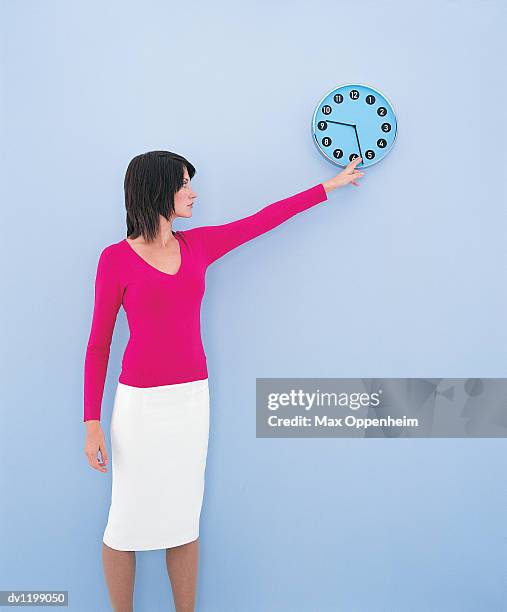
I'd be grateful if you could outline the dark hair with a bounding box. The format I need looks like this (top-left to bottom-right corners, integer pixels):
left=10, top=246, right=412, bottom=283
left=124, top=150, right=196, bottom=242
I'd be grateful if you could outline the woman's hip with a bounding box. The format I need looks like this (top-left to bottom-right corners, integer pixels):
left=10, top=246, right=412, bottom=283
left=110, top=377, right=210, bottom=453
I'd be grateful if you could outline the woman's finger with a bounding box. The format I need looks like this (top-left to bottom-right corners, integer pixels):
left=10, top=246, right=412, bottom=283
left=94, top=455, right=107, bottom=472
left=100, top=445, right=108, bottom=465
left=86, top=448, right=106, bottom=471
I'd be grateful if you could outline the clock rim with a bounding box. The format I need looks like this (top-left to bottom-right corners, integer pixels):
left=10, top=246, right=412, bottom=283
left=311, top=82, right=398, bottom=169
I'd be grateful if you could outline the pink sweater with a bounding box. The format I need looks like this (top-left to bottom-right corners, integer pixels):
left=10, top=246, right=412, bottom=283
left=84, top=183, right=328, bottom=421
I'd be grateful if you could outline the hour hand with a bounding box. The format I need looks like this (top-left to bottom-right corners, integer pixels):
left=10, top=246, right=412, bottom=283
left=325, top=120, right=355, bottom=128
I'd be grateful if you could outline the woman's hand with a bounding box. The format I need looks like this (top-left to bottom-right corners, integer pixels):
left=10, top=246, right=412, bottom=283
left=322, top=157, right=365, bottom=193
left=84, top=420, right=108, bottom=473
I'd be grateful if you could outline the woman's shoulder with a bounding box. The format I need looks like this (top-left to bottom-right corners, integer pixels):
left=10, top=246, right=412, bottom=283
left=175, top=227, right=212, bottom=242
left=95, top=239, right=128, bottom=267
left=174, top=227, right=203, bottom=244
left=102, top=238, right=127, bottom=253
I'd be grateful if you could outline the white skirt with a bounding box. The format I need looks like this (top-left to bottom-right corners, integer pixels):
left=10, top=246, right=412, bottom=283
left=102, top=377, right=210, bottom=551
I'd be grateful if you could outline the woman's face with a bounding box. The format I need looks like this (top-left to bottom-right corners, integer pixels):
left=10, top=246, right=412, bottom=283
left=173, top=167, right=197, bottom=219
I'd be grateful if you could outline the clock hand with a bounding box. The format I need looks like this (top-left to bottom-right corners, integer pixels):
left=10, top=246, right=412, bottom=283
left=325, top=120, right=355, bottom=128
left=353, top=125, right=363, bottom=163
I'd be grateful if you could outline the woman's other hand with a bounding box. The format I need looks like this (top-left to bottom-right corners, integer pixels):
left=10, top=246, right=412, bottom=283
left=84, top=420, right=108, bottom=473
left=322, top=157, right=365, bottom=192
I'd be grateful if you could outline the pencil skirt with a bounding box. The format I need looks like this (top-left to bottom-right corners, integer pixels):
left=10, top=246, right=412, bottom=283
left=102, top=377, right=210, bottom=551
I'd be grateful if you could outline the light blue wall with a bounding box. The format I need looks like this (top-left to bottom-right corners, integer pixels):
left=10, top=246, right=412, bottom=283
left=1, top=1, right=505, bottom=610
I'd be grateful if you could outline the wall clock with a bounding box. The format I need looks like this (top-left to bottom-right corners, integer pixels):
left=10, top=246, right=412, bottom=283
left=311, top=83, right=397, bottom=169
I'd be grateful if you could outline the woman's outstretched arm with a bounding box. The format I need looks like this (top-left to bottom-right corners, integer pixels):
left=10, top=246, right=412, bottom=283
left=192, top=183, right=328, bottom=267
left=191, top=157, right=365, bottom=267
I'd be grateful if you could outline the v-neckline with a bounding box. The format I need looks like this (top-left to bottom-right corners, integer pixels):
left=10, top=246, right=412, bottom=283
left=123, top=234, right=183, bottom=277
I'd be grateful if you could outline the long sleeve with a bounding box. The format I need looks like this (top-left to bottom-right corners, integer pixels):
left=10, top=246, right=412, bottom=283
left=83, top=247, right=123, bottom=422
left=192, top=183, right=328, bottom=267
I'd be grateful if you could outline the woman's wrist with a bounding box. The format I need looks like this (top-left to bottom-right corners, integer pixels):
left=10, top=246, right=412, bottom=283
left=322, top=180, right=336, bottom=193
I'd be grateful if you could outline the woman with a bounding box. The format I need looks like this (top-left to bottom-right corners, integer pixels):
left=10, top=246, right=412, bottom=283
left=83, top=150, right=364, bottom=611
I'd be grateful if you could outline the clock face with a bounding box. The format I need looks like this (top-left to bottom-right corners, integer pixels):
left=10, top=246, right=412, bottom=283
left=311, top=83, right=397, bottom=169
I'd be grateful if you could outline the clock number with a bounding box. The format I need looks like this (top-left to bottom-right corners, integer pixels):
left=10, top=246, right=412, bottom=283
left=333, top=149, right=344, bottom=159
left=350, top=90, right=360, bottom=100
left=365, top=150, right=375, bottom=160
left=322, top=105, right=332, bottom=115
left=317, top=121, right=328, bottom=131
left=377, top=138, right=387, bottom=148
left=333, top=93, right=344, bottom=103
left=377, top=107, right=387, bottom=117
left=349, top=153, right=360, bottom=162
left=381, top=122, right=391, bottom=133
left=322, top=137, right=332, bottom=147
left=366, top=95, right=376, bottom=105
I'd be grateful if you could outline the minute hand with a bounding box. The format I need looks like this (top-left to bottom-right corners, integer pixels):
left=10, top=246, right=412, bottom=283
left=353, top=125, right=363, bottom=162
